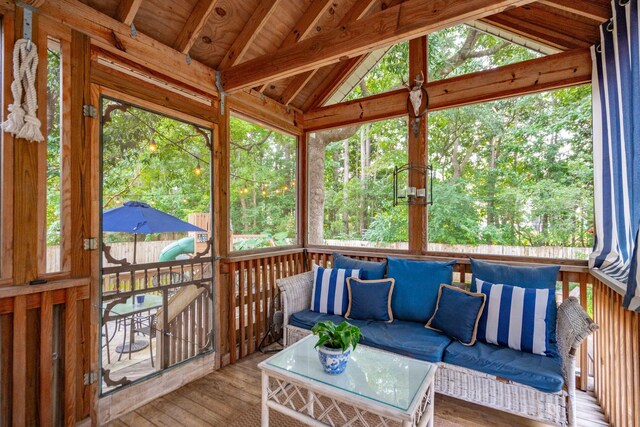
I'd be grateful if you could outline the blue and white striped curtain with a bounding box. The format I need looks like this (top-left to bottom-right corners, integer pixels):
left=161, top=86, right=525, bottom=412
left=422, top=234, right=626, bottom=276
left=590, top=0, right=640, bottom=311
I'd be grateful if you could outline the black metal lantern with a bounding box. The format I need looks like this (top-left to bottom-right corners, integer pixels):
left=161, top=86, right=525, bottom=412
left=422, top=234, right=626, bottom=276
left=393, top=163, right=433, bottom=206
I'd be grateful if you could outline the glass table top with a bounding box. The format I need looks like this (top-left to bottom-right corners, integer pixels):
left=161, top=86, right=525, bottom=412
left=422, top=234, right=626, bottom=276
left=262, top=335, right=435, bottom=413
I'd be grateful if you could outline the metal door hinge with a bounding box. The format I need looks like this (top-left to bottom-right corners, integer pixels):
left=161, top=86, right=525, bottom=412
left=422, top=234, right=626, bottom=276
left=84, top=371, right=98, bottom=385
left=83, top=238, right=98, bottom=251
left=83, top=104, right=97, bottom=118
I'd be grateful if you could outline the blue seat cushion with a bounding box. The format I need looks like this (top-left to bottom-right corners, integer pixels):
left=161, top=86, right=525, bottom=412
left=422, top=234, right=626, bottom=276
left=360, top=319, right=452, bottom=363
left=443, top=340, right=564, bottom=393
left=289, top=310, right=452, bottom=363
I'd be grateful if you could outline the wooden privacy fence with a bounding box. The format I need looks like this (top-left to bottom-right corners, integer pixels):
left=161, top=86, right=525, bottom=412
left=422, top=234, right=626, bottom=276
left=592, top=277, right=640, bottom=427
left=0, top=279, right=92, bottom=426
left=225, top=248, right=594, bottom=392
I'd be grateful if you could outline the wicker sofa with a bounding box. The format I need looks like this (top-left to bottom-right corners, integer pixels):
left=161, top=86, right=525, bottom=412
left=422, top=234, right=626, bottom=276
left=277, top=271, right=597, bottom=427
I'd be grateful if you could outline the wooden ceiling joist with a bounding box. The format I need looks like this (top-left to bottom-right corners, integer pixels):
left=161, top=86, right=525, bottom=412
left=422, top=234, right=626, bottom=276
left=217, top=0, right=284, bottom=70
left=303, top=47, right=591, bottom=131
left=22, top=0, right=218, bottom=97
left=220, top=0, right=535, bottom=93
left=276, top=0, right=379, bottom=103
left=258, top=0, right=335, bottom=93
left=116, top=0, right=143, bottom=26
left=538, top=0, right=610, bottom=22
left=174, top=0, right=220, bottom=54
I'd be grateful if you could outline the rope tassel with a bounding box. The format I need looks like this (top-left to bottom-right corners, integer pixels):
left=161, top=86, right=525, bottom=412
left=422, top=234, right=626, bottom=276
left=2, top=38, right=44, bottom=142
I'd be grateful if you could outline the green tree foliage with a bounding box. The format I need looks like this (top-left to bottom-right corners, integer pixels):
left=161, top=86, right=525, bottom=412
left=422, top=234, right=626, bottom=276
left=46, top=47, right=62, bottom=245
left=229, top=116, right=297, bottom=250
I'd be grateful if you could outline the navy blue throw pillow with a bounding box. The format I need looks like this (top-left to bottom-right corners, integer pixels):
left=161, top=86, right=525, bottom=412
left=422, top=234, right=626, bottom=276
left=426, top=284, right=486, bottom=345
left=345, top=278, right=394, bottom=322
left=333, top=252, right=387, bottom=280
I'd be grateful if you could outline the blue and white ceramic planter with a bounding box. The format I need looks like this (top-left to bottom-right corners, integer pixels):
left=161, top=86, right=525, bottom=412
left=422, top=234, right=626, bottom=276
left=318, top=345, right=351, bottom=375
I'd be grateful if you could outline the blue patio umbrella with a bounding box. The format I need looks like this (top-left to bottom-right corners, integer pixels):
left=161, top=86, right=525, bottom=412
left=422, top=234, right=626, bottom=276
left=103, top=201, right=206, bottom=263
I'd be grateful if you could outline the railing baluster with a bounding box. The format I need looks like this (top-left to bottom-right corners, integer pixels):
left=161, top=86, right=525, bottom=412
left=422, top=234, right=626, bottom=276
left=247, top=259, right=255, bottom=354
left=229, top=263, right=237, bottom=364
left=239, top=261, right=246, bottom=359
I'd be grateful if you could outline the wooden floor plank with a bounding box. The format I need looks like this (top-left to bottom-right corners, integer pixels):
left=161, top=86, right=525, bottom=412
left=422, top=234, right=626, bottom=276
left=107, top=351, right=607, bottom=427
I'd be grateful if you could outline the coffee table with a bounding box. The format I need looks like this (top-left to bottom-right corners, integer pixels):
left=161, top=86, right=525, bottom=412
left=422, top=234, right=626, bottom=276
left=259, top=335, right=436, bottom=427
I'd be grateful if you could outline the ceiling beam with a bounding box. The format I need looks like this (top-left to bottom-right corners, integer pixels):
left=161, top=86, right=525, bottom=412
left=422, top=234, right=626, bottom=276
left=258, top=0, right=335, bottom=93
left=220, top=0, right=535, bottom=93
left=276, top=0, right=379, bottom=103
left=229, top=90, right=304, bottom=135
left=22, top=0, right=218, bottom=96
left=218, top=0, right=284, bottom=70
left=174, top=0, right=220, bottom=54
left=116, top=0, right=143, bottom=26
left=537, top=0, right=610, bottom=22
left=303, top=48, right=591, bottom=131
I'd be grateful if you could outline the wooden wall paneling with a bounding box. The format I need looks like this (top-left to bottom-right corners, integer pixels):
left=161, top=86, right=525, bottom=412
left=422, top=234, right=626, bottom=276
left=538, top=0, right=610, bottom=22
left=303, top=48, right=591, bottom=131
left=220, top=0, right=535, bottom=92
left=11, top=295, right=27, bottom=425
left=64, top=287, right=77, bottom=426
left=21, top=0, right=218, bottom=97
left=40, top=291, right=54, bottom=426
left=407, top=36, right=427, bottom=255
left=12, top=7, right=38, bottom=285
left=25, top=307, right=40, bottom=426
left=0, top=313, right=13, bottom=426
left=1, top=11, right=15, bottom=284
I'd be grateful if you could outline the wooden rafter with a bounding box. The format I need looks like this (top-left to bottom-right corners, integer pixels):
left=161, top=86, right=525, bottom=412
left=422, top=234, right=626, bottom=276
left=258, top=0, right=335, bottom=93
left=22, top=0, right=218, bottom=96
left=174, top=0, right=220, bottom=54
left=276, top=0, right=379, bottom=103
left=538, top=0, right=610, bottom=22
left=218, top=0, right=284, bottom=70
left=220, top=0, right=535, bottom=92
left=303, top=48, right=591, bottom=131
left=116, top=0, right=143, bottom=26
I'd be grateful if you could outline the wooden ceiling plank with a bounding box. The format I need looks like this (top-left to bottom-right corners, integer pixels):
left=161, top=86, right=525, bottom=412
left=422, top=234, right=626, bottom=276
left=221, top=0, right=535, bottom=93
left=116, top=0, right=143, bottom=26
left=303, top=47, right=591, bottom=131
left=538, top=0, right=610, bottom=22
left=174, top=0, right=220, bottom=54
left=276, top=0, right=389, bottom=105
left=22, top=0, right=218, bottom=96
left=218, top=0, right=284, bottom=70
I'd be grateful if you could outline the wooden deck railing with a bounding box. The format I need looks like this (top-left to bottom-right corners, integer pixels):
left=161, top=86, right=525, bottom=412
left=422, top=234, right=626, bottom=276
left=592, top=276, right=640, bottom=427
left=224, top=248, right=594, bottom=390
left=0, top=279, right=92, bottom=426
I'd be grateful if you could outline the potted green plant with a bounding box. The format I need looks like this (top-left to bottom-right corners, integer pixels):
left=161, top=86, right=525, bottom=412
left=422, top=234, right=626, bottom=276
left=311, top=320, right=361, bottom=375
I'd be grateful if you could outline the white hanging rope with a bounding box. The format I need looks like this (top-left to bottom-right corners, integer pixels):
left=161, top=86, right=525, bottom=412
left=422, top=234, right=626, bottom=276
left=2, top=38, right=44, bottom=142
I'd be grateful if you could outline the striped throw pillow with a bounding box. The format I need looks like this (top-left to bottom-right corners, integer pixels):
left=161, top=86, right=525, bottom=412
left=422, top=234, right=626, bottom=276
left=310, top=264, right=361, bottom=315
left=476, top=279, right=550, bottom=356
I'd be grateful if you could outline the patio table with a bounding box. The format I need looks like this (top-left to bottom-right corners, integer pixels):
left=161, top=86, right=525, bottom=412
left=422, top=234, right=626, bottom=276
left=259, top=335, right=436, bottom=427
left=103, top=295, right=163, bottom=354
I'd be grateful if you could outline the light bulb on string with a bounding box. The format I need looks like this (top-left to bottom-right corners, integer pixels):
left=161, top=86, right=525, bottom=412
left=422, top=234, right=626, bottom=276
left=148, top=140, right=158, bottom=153
left=261, top=190, right=267, bottom=196
left=194, top=164, right=203, bottom=176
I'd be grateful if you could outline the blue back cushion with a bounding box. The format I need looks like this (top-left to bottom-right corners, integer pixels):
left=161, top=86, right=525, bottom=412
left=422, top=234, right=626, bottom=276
left=426, top=285, right=486, bottom=345
left=333, top=253, right=387, bottom=280
left=470, top=258, right=560, bottom=342
left=476, top=280, right=551, bottom=355
left=311, top=264, right=361, bottom=316
left=345, top=278, right=394, bottom=322
left=387, top=257, right=455, bottom=323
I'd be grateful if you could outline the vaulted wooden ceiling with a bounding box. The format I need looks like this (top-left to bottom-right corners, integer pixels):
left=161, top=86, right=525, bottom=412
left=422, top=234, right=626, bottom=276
left=79, top=0, right=610, bottom=112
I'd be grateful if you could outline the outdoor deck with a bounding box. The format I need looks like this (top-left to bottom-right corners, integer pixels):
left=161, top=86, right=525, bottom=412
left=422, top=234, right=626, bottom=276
left=106, top=351, right=609, bottom=427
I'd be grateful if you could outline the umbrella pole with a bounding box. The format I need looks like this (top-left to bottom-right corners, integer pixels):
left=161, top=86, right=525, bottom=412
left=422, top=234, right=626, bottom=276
left=133, top=233, right=137, bottom=264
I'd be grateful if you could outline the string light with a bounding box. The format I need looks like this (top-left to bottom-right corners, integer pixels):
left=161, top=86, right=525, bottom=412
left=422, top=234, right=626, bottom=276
left=194, top=164, right=203, bottom=176
left=148, top=140, right=158, bottom=153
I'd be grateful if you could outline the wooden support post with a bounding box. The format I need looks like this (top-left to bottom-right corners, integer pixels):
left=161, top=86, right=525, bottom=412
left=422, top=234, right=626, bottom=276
left=408, top=36, right=427, bottom=255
